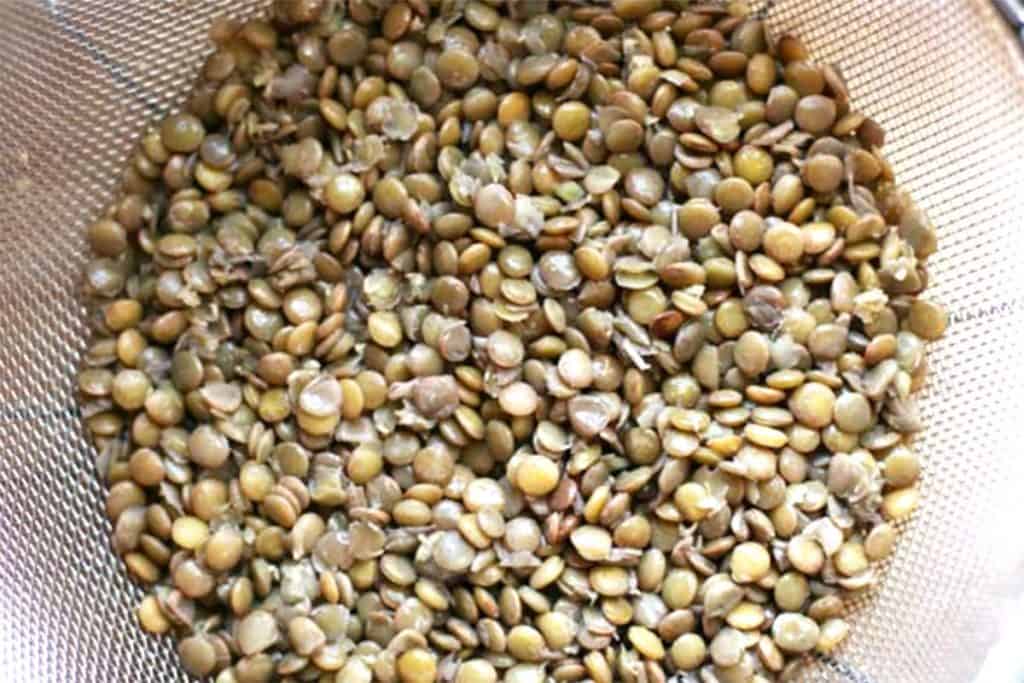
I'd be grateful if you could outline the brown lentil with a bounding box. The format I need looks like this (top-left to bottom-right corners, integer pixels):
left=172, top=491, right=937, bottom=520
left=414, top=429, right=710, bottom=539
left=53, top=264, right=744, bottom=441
left=76, top=5, right=948, bottom=682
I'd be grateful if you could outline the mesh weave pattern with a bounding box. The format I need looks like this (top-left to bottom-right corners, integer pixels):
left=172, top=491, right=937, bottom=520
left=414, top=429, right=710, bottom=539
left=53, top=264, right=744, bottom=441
left=0, top=1, right=1022, bottom=681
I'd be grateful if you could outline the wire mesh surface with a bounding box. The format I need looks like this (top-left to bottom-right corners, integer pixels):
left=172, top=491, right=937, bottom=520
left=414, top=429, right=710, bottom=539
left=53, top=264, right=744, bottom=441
left=0, top=1, right=1022, bottom=682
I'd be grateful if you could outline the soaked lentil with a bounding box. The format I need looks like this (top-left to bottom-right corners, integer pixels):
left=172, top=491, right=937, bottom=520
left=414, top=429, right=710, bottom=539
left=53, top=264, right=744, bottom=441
left=77, top=2, right=947, bottom=681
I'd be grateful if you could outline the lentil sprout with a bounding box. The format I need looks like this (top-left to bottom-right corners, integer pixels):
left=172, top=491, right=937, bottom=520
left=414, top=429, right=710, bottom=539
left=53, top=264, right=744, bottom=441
left=78, top=1, right=946, bottom=681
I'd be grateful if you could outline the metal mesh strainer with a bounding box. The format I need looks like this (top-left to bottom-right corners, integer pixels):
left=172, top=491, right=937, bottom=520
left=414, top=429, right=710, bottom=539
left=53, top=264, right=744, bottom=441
left=1, top=1, right=1023, bottom=681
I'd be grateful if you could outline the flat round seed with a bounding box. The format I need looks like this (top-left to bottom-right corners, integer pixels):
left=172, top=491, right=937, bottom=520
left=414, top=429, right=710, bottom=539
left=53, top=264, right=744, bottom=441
left=908, top=299, right=948, bottom=340
left=397, top=649, right=437, bottom=683
left=671, top=633, right=707, bottom=670
left=802, top=154, right=844, bottom=194
left=171, top=516, right=209, bottom=550
left=763, top=222, right=804, bottom=264
left=605, top=118, right=644, bottom=153
left=161, top=113, right=205, bottom=153
left=111, top=370, right=151, bottom=411
left=628, top=625, right=666, bottom=659
left=347, top=444, right=383, bottom=484
left=625, top=168, right=666, bottom=206
left=835, top=541, right=869, bottom=576
left=505, top=516, right=542, bottom=553
left=571, top=525, right=612, bottom=562
left=589, top=566, right=630, bottom=597
left=324, top=173, right=365, bottom=213
left=735, top=145, right=774, bottom=184
left=715, top=177, right=755, bottom=214
left=368, top=312, right=404, bottom=347
left=553, top=102, right=591, bottom=141
left=178, top=635, right=216, bottom=677
left=137, top=595, right=171, bottom=634
left=678, top=198, right=721, bottom=239
left=462, top=477, right=505, bottom=512
left=786, top=535, right=825, bottom=574
left=772, top=613, right=821, bottom=653
left=507, top=625, right=546, bottom=662
left=584, top=166, right=621, bottom=195
left=834, top=391, right=872, bottom=432
left=437, top=49, right=480, bottom=90
left=237, top=610, right=279, bottom=655
left=884, top=446, right=921, bottom=488
left=734, top=331, right=771, bottom=376
left=434, top=531, right=475, bottom=572
left=696, top=106, right=741, bottom=144
left=731, top=542, right=771, bottom=583
left=475, top=183, right=515, bottom=228
left=789, top=382, right=836, bottom=429
left=515, top=455, right=560, bottom=497
left=499, top=382, right=539, bottom=417
left=709, top=628, right=746, bottom=668
left=795, top=95, right=838, bottom=134
left=206, top=527, right=244, bottom=572
left=487, top=330, right=525, bottom=368
left=455, top=659, right=498, bottom=683
left=865, top=523, right=898, bottom=561
left=187, top=425, right=230, bottom=469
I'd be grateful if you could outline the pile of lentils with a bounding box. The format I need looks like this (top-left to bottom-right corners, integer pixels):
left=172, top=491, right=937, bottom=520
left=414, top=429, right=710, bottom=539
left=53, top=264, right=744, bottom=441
left=77, top=0, right=950, bottom=681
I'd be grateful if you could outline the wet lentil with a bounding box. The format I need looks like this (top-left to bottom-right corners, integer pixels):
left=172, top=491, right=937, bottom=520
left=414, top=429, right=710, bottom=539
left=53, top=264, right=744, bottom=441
left=76, top=4, right=948, bottom=682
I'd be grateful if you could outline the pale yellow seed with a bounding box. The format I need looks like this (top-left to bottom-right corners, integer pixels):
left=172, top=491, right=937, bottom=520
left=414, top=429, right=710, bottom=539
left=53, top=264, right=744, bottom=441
left=536, top=611, right=576, bottom=650
left=671, top=633, right=707, bottom=671
left=458, top=514, right=490, bottom=549
left=571, top=525, right=612, bottom=562
left=347, top=444, right=383, bottom=484
left=464, top=477, right=506, bottom=511
left=137, top=595, right=171, bottom=634
left=583, top=484, right=611, bottom=523
left=628, top=626, right=665, bottom=659
left=834, top=541, right=868, bottom=576
left=397, top=649, right=437, bottom=683
left=744, top=423, right=788, bottom=448
left=499, top=381, right=539, bottom=417
left=530, top=556, right=565, bottom=589
left=726, top=602, right=766, bottom=630
left=882, top=486, right=920, bottom=520
left=731, top=542, right=771, bottom=583
left=125, top=552, right=160, bottom=583
left=416, top=579, right=451, bottom=611
left=339, top=378, right=364, bottom=420
left=515, top=455, right=560, bottom=497
left=172, top=516, right=209, bottom=550
left=787, top=535, right=824, bottom=574
left=338, top=659, right=373, bottom=683
left=674, top=482, right=711, bottom=522
left=584, top=651, right=613, bottom=683
left=662, top=569, right=699, bottom=609
left=589, top=566, right=629, bottom=596
left=865, top=523, right=897, bottom=561
left=350, top=559, right=377, bottom=590
left=816, top=618, right=850, bottom=654
left=367, top=311, right=403, bottom=347
left=602, top=596, right=633, bottom=625
left=455, top=659, right=498, bottom=683
left=507, top=625, right=546, bottom=662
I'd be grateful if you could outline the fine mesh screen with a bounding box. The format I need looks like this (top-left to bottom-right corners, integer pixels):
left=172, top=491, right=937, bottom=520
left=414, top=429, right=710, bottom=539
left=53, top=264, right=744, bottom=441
left=0, top=1, right=1022, bottom=682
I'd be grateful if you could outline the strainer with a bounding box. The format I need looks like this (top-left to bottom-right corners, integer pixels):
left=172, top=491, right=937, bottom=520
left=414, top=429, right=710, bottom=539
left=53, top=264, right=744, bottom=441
left=1, top=1, right=1023, bottom=682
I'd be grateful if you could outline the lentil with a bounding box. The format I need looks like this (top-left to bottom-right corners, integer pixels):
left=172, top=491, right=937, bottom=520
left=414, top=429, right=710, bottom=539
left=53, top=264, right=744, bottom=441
left=76, top=4, right=948, bottom=682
